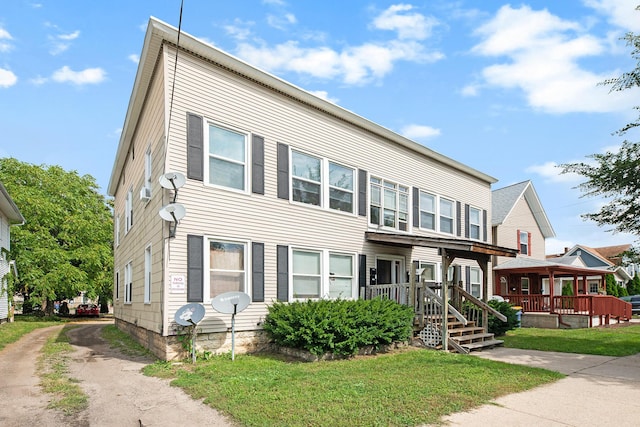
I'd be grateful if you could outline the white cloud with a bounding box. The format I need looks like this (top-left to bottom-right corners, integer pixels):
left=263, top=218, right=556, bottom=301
left=470, top=5, right=638, bottom=114
left=372, top=4, right=438, bottom=40
left=584, top=0, right=640, bottom=32
left=0, top=27, right=14, bottom=53
left=262, top=0, right=285, bottom=5
left=58, top=30, right=80, bottom=41
left=30, top=75, right=48, bottom=85
left=233, top=4, right=443, bottom=85
left=308, top=90, right=339, bottom=103
left=0, top=68, right=17, bottom=88
left=401, top=124, right=441, bottom=140
left=48, top=28, right=81, bottom=55
left=460, top=84, right=479, bottom=97
left=0, top=27, right=12, bottom=40
left=224, top=19, right=254, bottom=41
left=51, top=66, right=106, bottom=85
left=525, top=161, right=581, bottom=183
left=128, top=54, right=140, bottom=64
left=267, top=13, right=297, bottom=30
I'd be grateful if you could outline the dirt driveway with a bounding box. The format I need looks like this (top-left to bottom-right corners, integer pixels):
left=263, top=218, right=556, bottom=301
left=0, top=320, right=235, bottom=427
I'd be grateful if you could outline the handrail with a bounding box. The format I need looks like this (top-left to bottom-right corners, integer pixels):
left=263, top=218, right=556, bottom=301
left=424, top=286, right=468, bottom=325
left=455, top=285, right=507, bottom=322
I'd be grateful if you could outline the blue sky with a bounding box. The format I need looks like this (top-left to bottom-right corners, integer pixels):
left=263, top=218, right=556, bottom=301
left=1, top=0, right=639, bottom=253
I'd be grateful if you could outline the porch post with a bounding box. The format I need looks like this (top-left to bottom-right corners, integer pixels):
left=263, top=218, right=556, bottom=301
left=573, top=275, right=578, bottom=296
left=549, top=270, right=555, bottom=313
left=441, top=248, right=448, bottom=352
left=582, top=275, right=587, bottom=294
left=602, top=274, right=606, bottom=293
left=480, top=261, right=489, bottom=330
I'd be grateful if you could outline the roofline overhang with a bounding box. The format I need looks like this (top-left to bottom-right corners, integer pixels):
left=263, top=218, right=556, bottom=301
left=0, top=182, right=25, bottom=225
left=108, top=16, right=497, bottom=195
left=365, top=231, right=518, bottom=258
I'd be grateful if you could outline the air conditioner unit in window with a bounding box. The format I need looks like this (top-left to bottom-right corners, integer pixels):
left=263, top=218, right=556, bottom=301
left=139, top=186, right=151, bottom=202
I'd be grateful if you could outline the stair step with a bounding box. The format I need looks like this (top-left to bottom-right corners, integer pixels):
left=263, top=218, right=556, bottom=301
left=450, top=332, right=494, bottom=343
left=461, top=339, right=504, bottom=350
left=447, top=326, right=484, bottom=336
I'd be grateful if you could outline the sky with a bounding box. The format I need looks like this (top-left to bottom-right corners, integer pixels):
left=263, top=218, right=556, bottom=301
left=1, top=0, right=639, bottom=254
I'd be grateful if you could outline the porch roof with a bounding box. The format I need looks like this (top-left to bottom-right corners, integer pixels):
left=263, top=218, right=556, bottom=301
left=494, top=257, right=612, bottom=277
left=364, top=231, right=518, bottom=258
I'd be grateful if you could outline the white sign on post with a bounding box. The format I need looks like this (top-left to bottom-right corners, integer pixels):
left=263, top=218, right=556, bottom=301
left=170, top=275, right=186, bottom=293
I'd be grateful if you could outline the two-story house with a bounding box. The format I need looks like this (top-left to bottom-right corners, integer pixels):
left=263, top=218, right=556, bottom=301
left=0, top=181, right=24, bottom=323
left=109, top=17, right=517, bottom=359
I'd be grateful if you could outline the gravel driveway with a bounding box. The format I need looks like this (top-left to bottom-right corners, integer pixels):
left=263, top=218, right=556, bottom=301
left=0, top=320, right=235, bottom=427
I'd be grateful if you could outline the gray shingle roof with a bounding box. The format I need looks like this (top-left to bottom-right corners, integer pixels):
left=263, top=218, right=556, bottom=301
left=492, top=180, right=555, bottom=239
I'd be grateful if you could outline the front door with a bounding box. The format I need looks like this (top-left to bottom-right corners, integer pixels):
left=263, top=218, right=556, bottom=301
left=376, top=256, right=405, bottom=285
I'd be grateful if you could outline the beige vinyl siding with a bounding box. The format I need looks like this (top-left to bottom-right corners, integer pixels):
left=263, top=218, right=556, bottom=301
left=495, top=195, right=545, bottom=265
left=156, top=45, right=495, bottom=334
left=113, top=58, right=166, bottom=334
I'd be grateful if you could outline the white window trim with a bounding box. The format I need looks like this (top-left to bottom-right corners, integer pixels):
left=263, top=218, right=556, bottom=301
left=418, top=191, right=457, bottom=236
left=203, top=120, right=249, bottom=194
left=144, top=145, right=152, bottom=191
left=418, top=261, right=440, bottom=283
left=204, top=237, right=251, bottom=302
left=470, top=267, right=482, bottom=298
left=115, top=269, right=120, bottom=301
left=289, top=148, right=356, bottom=215
left=469, top=206, right=482, bottom=241
left=125, top=188, right=133, bottom=234
left=521, top=277, right=530, bottom=295
left=144, top=244, right=152, bottom=304
left=289, top=247, right=357, bottom=300
left=369, top=175, right=410, bottom=232
left=124, top=261, right=132, bottom=304
left=520, top=230, right=530, bottom=255
left=115, top=215, right=120, bottom=247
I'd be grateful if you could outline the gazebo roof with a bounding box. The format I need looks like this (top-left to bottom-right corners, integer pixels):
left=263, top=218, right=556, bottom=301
left=494, top=257, right=612, bottom=277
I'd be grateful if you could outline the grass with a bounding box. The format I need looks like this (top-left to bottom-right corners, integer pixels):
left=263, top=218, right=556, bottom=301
left=144, top=348, right=562, bottom=427
left=102, top=324, right=153, bottom=357
left=0, top=315, right=66, bottom=351
left=37, top=325, right=88, bottom=415
left=502, top=324, right=640, bottom=356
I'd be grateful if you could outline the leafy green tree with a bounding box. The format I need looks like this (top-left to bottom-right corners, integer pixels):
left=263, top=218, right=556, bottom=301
left=561, top=15, right=640, bottom=236
left=0, top=158, right=113, bottom=315
left=628, top=274, right=640, bottom=295
left=605, top=274, right=618, bottom=297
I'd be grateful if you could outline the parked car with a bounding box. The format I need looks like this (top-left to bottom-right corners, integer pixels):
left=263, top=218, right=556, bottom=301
left=620, top=295, right=640, bottom=315
left=76, top=304, right=100, bottom=317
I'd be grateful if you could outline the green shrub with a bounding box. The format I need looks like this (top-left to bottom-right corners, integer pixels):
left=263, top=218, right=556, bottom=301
left=487, top=300, right=519, bottom=337
left=262, top=298, right=414, bottom=357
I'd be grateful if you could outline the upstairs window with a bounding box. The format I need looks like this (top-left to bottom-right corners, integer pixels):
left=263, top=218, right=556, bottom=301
left=208, top=123, right=247, bottom=191
left=469, top=207, right=481, bottom=240
left=419, top=192, right=436, bottom=230
left=124, top=262, right=132, bottom=304
left=144, top=146, right=152, bottom=193
left=328, top=162, right=353, bottom=212
left=292, top=151, right=322, bottom=206
left=125, top=188, right=133, bottom=233
left=518, top=230, right=531, bottom=255
left=370, top=177, right=409, bottom=231
left=439, top=198, right=454, bottom=234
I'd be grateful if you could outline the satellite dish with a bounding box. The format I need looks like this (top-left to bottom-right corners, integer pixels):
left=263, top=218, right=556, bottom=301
left=159, top=171, right=186, bottom=190
left=159, top=203, right=186, bottom=222
left=211, top=291, right=251, bottom=314
left=210, top=291, right=251, bottom=361
left=174, top=303, right=205, bottom=326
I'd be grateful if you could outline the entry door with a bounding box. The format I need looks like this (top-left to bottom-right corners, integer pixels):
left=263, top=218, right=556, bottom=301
left=376, top=256, right=405, bottom=285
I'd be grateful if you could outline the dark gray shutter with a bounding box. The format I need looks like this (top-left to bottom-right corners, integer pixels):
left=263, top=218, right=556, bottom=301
left=456, top=201, right=462, bottom=237
left=464, top=203, right=470, bottom=238
left=187, top=235, right=204, bottom=302
left=277, top=245, right=289, bottom=301
left=413, top=187, right=420, bottom=228
left=187, top=113, right=204, bottom=181
left=465, top=266, right=471, bottom=293
left=483, top=209, right=488, bottom=242
left=252, top=135, right=265, bottom=195
left=252, top=242, right=265, bottom=302
left=358, top=169, right=367, bottom=216
left=359, top=254, right=367, bottom=288
left=277, top=143, right=289, bottom=200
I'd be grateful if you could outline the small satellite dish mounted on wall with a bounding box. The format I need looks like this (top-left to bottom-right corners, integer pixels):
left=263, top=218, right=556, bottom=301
left=174, top=303, right=205, bottom=363
left=159, top=203, right=185, bottom=238
left=159, top=171, right=186, bottom=203
left=211, top=291, right=251, bottom=361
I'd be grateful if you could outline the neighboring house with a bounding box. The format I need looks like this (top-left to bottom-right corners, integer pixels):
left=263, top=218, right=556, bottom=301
left=108, top=17, right=517, bottom=359
left=0, top=181, right=25, bottom=323
left=491, top=180, right=555, bottom=295
left=547, top=244, right=633, bottom=293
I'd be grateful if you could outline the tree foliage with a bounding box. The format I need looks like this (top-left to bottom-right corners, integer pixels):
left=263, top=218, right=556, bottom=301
left=628, top=274, right=640, bottom=295
left=561, top=14, right=640, bottom=237
left=0, top=158, right=113, bottom=313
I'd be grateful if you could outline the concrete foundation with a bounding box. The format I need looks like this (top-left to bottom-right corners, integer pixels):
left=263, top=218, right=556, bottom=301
left=521, top=313, right=591, bottom=329
left=115, top=319, right=271, bottom=360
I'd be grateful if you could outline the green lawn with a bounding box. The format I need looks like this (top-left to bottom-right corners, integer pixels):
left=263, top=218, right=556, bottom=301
left=0, top=315, right=66, bottom=351
left=144, top=348, right=562, bottom=427
left=502, top=324, right=640, bottom=356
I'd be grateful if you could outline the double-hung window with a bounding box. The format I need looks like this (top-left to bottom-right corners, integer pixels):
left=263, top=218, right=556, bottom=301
left=419, top=262, right=437, bottom=284
left=144, top=245, right=151, bottom=304
left=292, top=151, right=322, bottom=206
left=519, top=230, right=530, bottom=255
left=290, top=150, right=355, bottom=213
left=439, top=198, right=454, bottom=234
left=469, top=207, right=481, bottom=240
left=208, top=123, right=247, bottom=191
left=115, top=215, right=120, bottom=247
left=208, top=240, right=247, bottom=299
left=419, top=191, right=436, bottom=230
left=125, top=188, right=133, bottom=233
left=124, top=262, right=132, bottom=304
left=370, top=177, right=409, bottom=231
left=470, top=267, right=481, bottom=297
left=521, top=277, right=530, bottom=295
left=291, top=249, right=355, bottom=299
left=143, top=146, right=152, bottom=197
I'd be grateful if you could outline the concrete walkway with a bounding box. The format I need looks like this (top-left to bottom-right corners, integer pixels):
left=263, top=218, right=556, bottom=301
left=440, top=348, right=640, bottom=426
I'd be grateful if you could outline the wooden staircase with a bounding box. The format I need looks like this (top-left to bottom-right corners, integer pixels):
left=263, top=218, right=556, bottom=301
left=446, top=317, right=503, bottom=353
